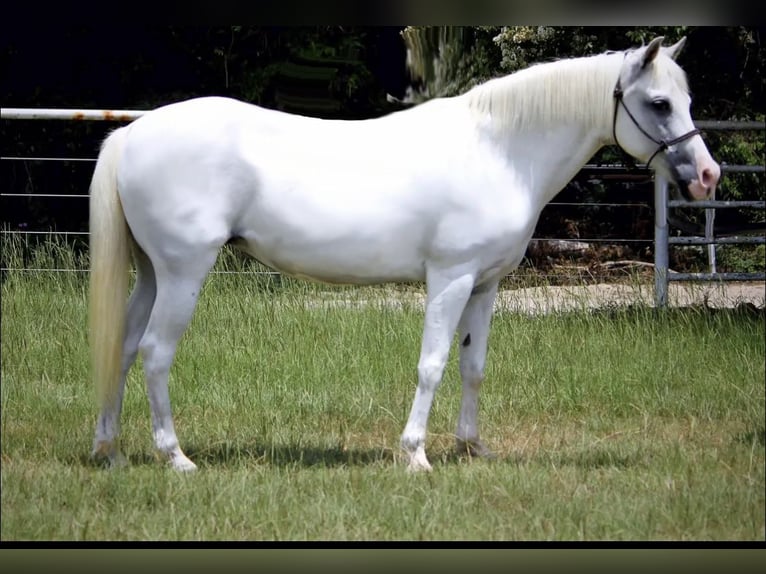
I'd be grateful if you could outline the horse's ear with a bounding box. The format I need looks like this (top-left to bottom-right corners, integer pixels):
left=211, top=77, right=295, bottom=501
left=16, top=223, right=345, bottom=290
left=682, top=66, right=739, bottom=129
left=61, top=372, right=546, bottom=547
left=641, top=36, right=665, bottom=69
left=664, top=36, right=687, bottom=61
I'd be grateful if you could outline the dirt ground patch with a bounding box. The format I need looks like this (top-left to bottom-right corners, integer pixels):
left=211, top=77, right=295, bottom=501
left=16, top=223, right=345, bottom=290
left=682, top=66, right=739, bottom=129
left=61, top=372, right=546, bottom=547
left=309, top=282, right=765, bottom=315
left=493, top=281, right=766, bottom=315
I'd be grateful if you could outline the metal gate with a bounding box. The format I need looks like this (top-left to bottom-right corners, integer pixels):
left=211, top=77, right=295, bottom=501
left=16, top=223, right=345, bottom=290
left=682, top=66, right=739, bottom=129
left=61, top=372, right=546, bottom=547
left=653, top=120, right=765, bottom=307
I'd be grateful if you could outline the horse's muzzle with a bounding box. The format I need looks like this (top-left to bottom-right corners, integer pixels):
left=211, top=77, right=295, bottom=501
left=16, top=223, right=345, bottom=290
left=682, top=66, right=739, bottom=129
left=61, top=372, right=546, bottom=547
left=676, top=159, right=720, bottom=201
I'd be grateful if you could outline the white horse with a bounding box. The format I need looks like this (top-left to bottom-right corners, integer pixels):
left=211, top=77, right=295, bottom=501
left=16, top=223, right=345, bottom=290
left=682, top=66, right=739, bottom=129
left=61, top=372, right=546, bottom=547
left=90, top=36, right=720, bottom=472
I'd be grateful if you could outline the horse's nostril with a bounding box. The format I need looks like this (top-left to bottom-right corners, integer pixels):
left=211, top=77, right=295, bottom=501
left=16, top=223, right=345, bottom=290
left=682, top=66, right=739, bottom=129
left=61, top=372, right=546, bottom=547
left=700, top=164, right=721, bottom=188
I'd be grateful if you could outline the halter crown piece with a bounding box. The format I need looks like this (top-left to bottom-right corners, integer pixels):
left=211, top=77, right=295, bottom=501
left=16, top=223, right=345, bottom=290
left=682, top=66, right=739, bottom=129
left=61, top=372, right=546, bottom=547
left=612, top=74, right=701, bottom=169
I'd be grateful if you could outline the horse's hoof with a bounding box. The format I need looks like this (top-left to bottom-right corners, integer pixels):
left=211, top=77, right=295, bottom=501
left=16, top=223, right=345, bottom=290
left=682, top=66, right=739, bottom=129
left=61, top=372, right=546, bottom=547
left=406, top=460, right=433, bottom=473
left=92, top=440, right=129, bottom=469
left=110, top=451, right=130, bottom=468
left=405, top=447, right=433, bottom=472
left=456, top=439, right=496, bottom=459
left=169, top=455, right=198, bottom=472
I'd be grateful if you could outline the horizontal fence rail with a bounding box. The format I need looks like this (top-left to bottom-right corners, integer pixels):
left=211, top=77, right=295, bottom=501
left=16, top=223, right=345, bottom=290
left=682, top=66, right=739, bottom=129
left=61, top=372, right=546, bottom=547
left=694, top=120, right=765, bottom=130
left=669, top=236, right=765, bottom=246
left=3, top=109, right=765, bottom=303
left=668, top=200, right=766, bottom=209
left=1, top=108, right=147, bottom=121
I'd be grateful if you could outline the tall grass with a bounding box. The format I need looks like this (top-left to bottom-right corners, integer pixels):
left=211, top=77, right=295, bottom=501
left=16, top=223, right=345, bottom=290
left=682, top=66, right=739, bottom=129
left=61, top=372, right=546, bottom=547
left=1, top=236, right=764, bottom=540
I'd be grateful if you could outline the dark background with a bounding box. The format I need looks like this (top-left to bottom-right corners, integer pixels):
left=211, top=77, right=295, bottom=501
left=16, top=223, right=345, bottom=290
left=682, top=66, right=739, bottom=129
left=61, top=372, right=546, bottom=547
left=2, top=26, right=407, bottom=235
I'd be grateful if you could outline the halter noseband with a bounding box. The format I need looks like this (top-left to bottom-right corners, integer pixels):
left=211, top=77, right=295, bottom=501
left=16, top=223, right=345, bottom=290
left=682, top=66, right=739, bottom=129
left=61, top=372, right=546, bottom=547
left=612, top=76, right=701, bottom=168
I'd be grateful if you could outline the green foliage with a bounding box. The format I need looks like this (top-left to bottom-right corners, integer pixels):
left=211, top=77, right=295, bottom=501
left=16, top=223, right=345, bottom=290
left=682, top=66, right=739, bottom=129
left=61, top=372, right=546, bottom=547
left=711, top=127, right=764, bottom=204
left=717, top=244, right=766, bottom=274
left=404, top=26, right=691, bottom=91
left=36, top=26, right=393, bottom=117
left=413, top=26, right=763, bottom=122
left=400, top=26, right=500, bottom=102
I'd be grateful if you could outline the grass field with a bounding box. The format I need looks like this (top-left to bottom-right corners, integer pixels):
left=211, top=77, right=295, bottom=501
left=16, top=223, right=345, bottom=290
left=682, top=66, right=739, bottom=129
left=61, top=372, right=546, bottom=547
left=1, top=243, right=764, bottom=541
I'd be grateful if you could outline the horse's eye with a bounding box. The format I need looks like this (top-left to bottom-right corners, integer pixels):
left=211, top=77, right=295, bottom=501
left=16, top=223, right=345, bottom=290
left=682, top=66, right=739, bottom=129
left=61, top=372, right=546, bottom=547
left=651, top=99, right=671, bottom=113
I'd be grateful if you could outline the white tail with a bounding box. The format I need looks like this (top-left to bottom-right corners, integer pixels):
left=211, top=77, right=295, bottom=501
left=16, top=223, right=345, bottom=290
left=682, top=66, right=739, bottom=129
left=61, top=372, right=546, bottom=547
left=89, top=128, right=130, bottom=414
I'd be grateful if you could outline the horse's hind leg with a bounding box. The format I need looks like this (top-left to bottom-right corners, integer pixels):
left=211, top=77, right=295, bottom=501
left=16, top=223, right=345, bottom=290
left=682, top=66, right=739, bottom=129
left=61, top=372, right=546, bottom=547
left=137, top=248, right=218, bottom=471
left=455, top=280, right=498, bottom=459
left=92, top=245, right=157, bottom=467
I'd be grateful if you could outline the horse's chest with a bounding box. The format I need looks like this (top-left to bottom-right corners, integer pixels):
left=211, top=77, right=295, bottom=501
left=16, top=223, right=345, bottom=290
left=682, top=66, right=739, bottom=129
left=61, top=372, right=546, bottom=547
left=471, top=209, right=538, bottom=278
left=479, top=201, right=538, bottom=249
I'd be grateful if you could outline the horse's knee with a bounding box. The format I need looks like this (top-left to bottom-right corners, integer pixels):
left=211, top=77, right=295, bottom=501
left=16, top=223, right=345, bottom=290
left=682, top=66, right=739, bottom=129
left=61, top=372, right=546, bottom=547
left=417, top=356, right=447, bottom=389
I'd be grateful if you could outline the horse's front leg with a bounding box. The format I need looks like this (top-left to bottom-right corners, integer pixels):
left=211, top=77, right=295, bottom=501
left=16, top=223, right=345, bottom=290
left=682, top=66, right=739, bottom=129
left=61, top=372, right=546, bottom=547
left=401, top=269, right=475, bottom=472
left=455, top=280, right=499, bottom=459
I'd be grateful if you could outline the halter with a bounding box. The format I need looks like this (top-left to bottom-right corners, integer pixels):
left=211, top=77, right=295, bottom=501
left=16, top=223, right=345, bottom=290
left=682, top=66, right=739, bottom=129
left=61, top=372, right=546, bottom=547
left=612, top=76, right=701, bottom=168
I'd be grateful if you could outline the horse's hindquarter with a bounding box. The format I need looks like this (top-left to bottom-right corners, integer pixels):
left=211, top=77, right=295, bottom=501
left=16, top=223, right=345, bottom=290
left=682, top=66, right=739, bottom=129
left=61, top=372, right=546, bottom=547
left=118, top=96, right=537, bottom=284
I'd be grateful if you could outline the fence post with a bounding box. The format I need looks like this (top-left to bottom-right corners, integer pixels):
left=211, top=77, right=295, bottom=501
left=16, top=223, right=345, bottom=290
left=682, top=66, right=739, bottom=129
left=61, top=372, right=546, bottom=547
left=705, top=200, right=717, bottom=274
left=654, top=176, right=669, bottom=308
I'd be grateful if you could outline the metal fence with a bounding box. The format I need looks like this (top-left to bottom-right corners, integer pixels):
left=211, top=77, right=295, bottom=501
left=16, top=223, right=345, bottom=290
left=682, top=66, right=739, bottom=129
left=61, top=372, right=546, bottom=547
left=653, top=120, right=765, bottom=306
left=2, top=108, right=764, bottom=305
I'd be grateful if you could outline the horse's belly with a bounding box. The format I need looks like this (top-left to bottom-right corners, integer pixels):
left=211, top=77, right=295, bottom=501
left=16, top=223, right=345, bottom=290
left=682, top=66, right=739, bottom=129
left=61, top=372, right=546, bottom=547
left=234, top=227, right=427, bottom=285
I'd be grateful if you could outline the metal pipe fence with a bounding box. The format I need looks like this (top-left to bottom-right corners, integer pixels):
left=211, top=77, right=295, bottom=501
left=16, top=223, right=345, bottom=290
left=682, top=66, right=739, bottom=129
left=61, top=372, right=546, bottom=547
left=652, top=117, right=765, bottom=306
left=653, top=175, right=766, bottom=307
left=3, top=108, right=765, bottom=304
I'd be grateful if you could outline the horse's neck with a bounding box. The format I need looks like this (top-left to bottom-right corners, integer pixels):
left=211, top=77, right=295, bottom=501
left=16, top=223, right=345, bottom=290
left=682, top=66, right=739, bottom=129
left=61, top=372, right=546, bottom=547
left=528, top=127, right=608, bottom=206
left=469, top=53, right=622, bottom=209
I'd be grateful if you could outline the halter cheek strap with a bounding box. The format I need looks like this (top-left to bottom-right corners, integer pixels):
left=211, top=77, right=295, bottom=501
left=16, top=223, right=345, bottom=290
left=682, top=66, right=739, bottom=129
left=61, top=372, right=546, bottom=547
left=612, top=77, right=701, bottom=168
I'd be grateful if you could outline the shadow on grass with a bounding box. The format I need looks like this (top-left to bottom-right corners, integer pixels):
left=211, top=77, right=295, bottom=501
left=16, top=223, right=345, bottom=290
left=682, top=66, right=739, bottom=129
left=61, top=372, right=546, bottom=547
left=465, top=448, right=643, bottom=471
left=78, top=426, right=763, bottom=471
left=187, top=441, right=396, bottom=468
left=735, top=426, right=766, bottom=447
left=433, top=443, right=645, bottom=471
left=78, top=441, right=396, bottom=469
left=78, top=442, right=648, bottom=471
left=588, top=302, right=765, bottom=321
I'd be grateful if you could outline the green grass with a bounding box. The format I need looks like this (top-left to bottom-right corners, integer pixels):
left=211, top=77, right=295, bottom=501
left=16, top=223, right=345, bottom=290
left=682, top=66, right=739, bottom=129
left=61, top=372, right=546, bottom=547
left=1, top=248, right=764, bottom=540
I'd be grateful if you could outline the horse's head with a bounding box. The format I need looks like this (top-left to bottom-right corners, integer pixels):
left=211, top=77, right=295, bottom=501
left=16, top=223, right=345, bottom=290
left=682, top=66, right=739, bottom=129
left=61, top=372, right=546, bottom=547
left=613, top=36, right=720, bottom=200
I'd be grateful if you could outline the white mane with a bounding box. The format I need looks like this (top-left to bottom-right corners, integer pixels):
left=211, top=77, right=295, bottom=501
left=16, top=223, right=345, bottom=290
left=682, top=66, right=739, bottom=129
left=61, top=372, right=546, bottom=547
left=464, top=51, right=625, bottom=136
